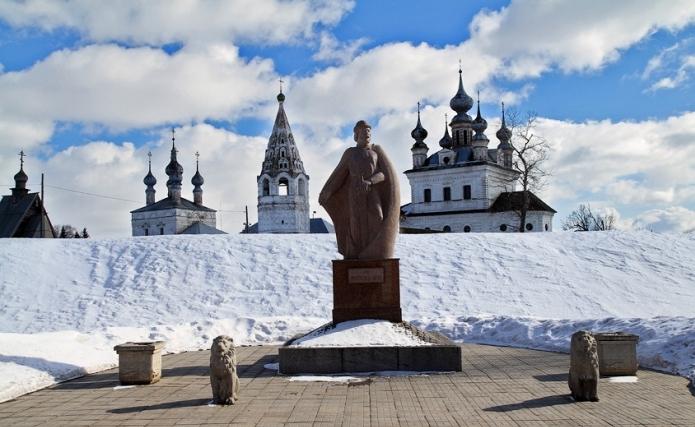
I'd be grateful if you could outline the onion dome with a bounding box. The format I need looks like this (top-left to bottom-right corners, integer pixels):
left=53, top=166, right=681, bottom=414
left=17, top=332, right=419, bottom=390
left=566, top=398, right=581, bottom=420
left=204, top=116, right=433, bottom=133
left=13, top=150, right=28, bottom=189
left=165, top=129, right=183, bottom=184
left=449, top=67, right=474, bottom=124
left=410, top=102, right=428, bottom=147
left=496, top=102, right=513, bottom=146
left=143, top=152, right=157, bottom=187
left=439, top=114, right=453, bottom=149
left=191, top=154, right=204, bottom=187
left=14, top=167, right=28, bottom=187
left=472, top=96, right=488, bottom=140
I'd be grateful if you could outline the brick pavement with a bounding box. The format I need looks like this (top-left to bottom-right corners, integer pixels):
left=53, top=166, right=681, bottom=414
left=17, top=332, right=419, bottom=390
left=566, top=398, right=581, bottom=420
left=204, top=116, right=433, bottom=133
left=0, top=343, right=693, bottom=426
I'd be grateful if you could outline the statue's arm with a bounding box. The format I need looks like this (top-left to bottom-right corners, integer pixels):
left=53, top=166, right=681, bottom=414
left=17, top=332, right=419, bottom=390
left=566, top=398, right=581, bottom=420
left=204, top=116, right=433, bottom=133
left=319, top=150, right=350, bottom=204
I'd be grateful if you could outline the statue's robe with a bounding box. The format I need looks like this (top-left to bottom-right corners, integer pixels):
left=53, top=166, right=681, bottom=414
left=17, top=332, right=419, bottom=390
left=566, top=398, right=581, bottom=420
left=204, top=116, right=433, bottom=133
left=320, top=144, right=400, bottom=260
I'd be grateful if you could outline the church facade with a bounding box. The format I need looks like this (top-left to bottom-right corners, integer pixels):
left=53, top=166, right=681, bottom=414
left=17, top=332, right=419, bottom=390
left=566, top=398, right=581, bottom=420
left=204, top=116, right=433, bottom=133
left=255, top=89, right=311, bottom=233
left=130, top=131, right=224, bottom=236
left=400, top=69, right=555, bottom=233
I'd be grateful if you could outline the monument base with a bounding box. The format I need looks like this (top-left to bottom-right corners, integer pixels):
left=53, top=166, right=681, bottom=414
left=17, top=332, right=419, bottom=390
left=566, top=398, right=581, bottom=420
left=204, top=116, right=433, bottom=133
left=332, top=258, right=402, bottom=324
left=278, top=323, right=462, bottom=374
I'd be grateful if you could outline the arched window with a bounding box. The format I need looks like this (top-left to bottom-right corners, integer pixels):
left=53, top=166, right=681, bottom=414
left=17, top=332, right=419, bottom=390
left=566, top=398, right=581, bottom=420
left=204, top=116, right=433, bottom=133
left=262, top=179, right=270, bottom=196
left=443, top=187, right=451, bottom=201
left=298, top=178, right=306, bottom=196
left=424, top=189, right=431, bottom=203
left=443, top=225, right=451, bottom=232
left=463, top=225, right=471, bottom=233
left=159, top=227, right=164, bottom=235
left=144, top=228, right=149, bottom=236
left=279, top=178, right=289, bottom=196
left=280, top=148, right=286, bottom=158
left=545, top=224, right=549, bottom=231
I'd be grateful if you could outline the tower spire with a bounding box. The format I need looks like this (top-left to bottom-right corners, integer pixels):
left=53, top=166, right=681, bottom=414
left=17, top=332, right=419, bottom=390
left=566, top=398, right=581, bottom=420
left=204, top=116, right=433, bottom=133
left=165, top=127, right=183, bottom=202
left=12, top=149, right=29, bottom=197
left=192, top=151, right=204, bottom=205
left=144, top=151, right=157, bottom=205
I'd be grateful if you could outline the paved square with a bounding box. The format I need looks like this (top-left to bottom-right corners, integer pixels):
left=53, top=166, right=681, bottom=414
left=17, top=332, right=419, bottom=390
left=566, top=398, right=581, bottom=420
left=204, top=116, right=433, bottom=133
left=0, top=343, right=693, bottom=426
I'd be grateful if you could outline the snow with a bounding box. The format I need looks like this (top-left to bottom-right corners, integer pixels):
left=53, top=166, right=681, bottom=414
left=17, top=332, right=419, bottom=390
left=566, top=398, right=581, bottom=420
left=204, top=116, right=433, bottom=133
left=607, top=376, right=638, bottom=383
left=0, top=231, right=694, bottom=402
left=290, top=319, right=432, bottom=347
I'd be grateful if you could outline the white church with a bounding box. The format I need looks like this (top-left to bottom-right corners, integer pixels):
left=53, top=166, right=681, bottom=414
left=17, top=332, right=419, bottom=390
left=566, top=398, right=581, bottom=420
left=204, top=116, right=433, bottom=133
left=400, top=68, right=555, bottom=233
left=130, top=130, right=225, bottom=236
left=247, top=89, right=333, bottom=234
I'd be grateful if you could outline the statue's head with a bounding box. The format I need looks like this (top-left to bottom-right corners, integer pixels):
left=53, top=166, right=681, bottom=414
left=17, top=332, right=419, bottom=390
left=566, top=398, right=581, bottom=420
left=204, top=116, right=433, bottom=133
left=353, top=120, right=372, bottom=147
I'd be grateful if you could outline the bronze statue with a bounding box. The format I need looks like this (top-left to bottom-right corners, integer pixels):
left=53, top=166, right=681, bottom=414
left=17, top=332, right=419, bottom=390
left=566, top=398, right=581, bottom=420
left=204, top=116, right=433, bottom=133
left=319, top=120, right=400, bottom=260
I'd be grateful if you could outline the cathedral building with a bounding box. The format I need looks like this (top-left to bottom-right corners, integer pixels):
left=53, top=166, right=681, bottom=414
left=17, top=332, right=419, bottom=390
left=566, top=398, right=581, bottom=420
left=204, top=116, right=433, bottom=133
left=0, top=152, right=56, bottom=238
left=130, top=130, right=225, bottom=236
left=400, top=68, right=555, bottom=233
left=254, top=89, right=313, bottom=233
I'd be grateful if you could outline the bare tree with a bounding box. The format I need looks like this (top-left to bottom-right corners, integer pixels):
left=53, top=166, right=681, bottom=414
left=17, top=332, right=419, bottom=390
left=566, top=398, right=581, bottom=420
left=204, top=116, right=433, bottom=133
left=562, top=204, right=616, bottom=231
left=506, top=111, right=551, bottom=232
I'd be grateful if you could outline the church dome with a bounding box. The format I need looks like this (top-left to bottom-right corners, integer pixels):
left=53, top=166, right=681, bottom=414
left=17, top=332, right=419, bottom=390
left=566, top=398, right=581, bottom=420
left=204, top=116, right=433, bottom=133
left=277, top=91, right=285, bottom=103
left=410, top=108, right=428, bottom=141
left=143, top=170, right=157, bottom=187
left=496, top=104, right=512, bottom=144
left=439, top=120, right=453, bottom=149
left=191, top=170, right=204, bottom=187
left=449, top=69, right=474, bottom=117
left=165, top=160, right=183, bottom=179
left=14, top=168, right=28, bottom=186
left=472, top=100, right=488, bottom=138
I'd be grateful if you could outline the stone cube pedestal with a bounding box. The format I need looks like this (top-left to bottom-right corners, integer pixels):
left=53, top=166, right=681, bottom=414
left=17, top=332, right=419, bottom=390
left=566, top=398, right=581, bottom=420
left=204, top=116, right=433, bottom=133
left=113, top=341, right=165, bottom=385
left=332, top=258, right=402, bottom=323
left=594, top=333, right=639, bottom=376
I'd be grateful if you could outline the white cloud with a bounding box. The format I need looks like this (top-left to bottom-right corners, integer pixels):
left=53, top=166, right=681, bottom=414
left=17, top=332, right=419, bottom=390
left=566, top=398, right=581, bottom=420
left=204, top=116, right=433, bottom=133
left=649, top=55, right=695, bottom=91
left=0, top=0, right=355, bottom=46
left=470, top=0, right=695, bottom=75
left=0, top=43, right=277, bottom=129
left=312, top=31, right=368, bottom=65
left=630, top=207, right=695, bottom=233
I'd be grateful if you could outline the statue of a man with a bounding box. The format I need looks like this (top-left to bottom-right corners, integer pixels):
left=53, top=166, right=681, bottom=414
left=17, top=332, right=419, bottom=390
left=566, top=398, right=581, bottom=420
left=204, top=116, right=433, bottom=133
left=319, top=120, right=400, bottom=260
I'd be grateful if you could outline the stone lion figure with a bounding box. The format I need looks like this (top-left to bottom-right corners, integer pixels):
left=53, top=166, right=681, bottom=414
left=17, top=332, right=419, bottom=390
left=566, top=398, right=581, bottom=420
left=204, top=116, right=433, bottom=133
left=210, top=335, right=239, bottom=405
left=568, top=330, right=599, bottom=402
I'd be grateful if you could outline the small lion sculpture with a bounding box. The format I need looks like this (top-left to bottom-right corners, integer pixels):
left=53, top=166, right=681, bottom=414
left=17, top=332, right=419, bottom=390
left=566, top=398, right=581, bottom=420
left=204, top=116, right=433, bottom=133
left=210, top=335, right=239, bottom=405
left=568, top=330, right=599, bottom=402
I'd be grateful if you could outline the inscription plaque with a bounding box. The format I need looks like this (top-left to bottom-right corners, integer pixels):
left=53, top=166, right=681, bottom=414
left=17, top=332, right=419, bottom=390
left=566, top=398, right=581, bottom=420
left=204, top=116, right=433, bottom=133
left=348, top=267, right=384, bottom=284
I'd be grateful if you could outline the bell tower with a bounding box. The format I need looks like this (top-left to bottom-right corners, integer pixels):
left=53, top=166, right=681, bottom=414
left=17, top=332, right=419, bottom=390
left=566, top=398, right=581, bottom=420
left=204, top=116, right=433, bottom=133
left=257, top=86, right=311, bottom=233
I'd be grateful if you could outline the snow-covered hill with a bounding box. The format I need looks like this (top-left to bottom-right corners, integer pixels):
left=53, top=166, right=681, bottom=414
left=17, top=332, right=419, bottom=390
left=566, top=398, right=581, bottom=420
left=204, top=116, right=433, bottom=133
left=1, top=231, right=694, bottom=402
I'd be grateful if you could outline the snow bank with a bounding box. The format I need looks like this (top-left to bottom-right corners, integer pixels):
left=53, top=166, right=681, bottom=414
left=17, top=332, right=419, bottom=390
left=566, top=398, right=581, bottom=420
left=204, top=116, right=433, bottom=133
left=0, top=231, right=694, bottom=402
left=290, top=319, right=432, bottom=347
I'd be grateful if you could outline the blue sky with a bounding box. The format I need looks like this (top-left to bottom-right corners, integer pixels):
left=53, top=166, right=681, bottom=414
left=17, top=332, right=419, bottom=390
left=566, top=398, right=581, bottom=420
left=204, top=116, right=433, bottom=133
left=0, top=0, right=694, bottom=235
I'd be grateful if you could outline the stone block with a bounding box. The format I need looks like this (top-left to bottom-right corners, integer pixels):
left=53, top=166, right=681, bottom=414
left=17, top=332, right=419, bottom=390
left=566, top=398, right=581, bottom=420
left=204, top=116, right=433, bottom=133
left=278, top=345, right=463, bottom=374
left=113, top=341, right=165, bottom=385
left=398, top=346, right=462, bottom=371
left=594, top=333, right=639, bottom=376
left=332, top=258, right=402, bottom=323
left=278, top=347, right=342, bottom=375
left=343, top=347, right=398, bottom=372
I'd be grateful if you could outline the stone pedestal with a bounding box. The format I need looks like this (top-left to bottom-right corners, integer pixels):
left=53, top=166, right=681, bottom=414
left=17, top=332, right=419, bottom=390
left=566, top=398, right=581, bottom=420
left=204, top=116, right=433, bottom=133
left=594, top=333, right=639, bottom=376
left=113, top=341, right=165, bottom=385
left=332, top=258, right=402, bottom=324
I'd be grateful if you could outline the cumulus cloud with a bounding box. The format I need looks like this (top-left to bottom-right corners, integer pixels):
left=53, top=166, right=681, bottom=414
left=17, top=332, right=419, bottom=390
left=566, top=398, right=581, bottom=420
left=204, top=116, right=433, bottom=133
left=0, top=0, right=355, bottom=46
left=0, top=43, right=277, bottom=129
left=630, top=207, right=695, bottom=233
left=470, top=0, right=695, bottom=75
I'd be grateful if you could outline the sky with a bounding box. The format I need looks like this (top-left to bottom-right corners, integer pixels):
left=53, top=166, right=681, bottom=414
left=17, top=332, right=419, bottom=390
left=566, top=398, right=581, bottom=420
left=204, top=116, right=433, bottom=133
left=0, top=0, right=694, bottom=237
